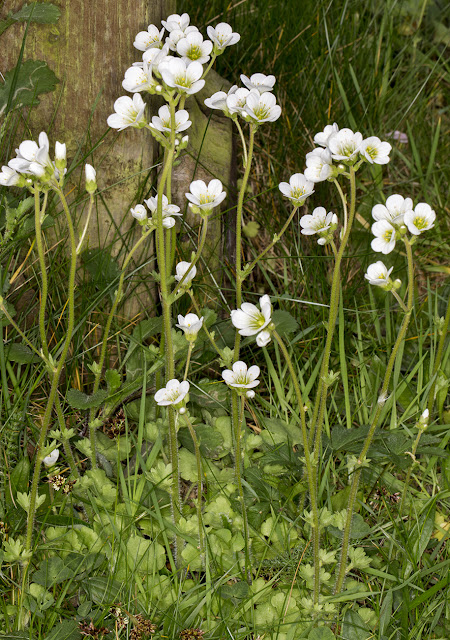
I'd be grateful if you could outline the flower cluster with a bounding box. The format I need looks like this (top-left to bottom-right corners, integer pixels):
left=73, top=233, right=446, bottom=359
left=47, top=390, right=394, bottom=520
left=370, top=194, right=436, bottom=254
left=130, top=194, right=181, bottom=230
left=0, top=132, right=67, bottom=188
left=204, top=73, right=281, bottom=124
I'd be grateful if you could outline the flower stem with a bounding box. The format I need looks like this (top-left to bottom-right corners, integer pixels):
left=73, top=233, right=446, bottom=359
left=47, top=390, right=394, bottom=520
left=391, top=289, right=408, bottom=313
left=169, top=216, right=209, bottom=295
left=234, top=125, right=255, bottom=360
left=183, top=342, right=193, bottom=381
left=188, top=290, right=224, bottom=359
left=272, top=329, right=320, bottom=602
left=334, top=238, right=415, bottom=595
left=19, top=185, right=78, bottom=627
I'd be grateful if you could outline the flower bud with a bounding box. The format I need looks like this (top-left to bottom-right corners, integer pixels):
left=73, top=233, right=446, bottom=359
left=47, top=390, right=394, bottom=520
left=55, top=142, right=67, bottom=171
left=85, top=164, right=97, bottom=194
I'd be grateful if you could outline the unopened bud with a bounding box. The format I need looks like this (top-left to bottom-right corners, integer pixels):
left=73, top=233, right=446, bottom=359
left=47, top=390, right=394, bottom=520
left=55, top=142, right=67, bottom=171
left=85, top=164, right=97, bottom=194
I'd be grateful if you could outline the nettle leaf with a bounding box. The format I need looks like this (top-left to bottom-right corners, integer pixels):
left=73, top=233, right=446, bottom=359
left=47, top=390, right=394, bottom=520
left=66, top=389, right=108, bottom=410
left=6, top=342, right=40, bottom=364
left=0, top=60, right=59, bottom=116
left=330, top=425, right=370, bottom=452
left=32, top=557, right=75, bottom=588
left=272, top=310, right=299, bottom=335
left=341, top=610, right=371, bottom=640
left=12, top=2, right=61, bottom=23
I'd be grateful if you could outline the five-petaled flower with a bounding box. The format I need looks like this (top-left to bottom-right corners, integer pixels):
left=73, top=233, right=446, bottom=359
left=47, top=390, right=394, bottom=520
left=304, top=148, right=334, bottom=183
left=207, top=22, right=240, bottom=51
left=145, top=194, right=182, bottom=229
left=279, top=173, right=314, bottom=206
left=150, top=105, right=191, bottom=133
left=404, top=203, right=436, bottom=236
left=185, top=179, right=226, bottom=212
left=176, top=313, right=204, bottom=342
left=134, top=24, right=165, bottom=51
left=300, top=207, right=338, bottom=245
left=327, top=128, right=363, bottom=162
left=231, top=295, right=272, bottom=346
left=371, top=219, right=397, bottom=254
left=177, top=31, right=213, bottom=65
left=372, top=194, right=413, bottom=226
left=175, top=261, right=197, bottom=286
left=241, top=73, right=276, bottom=94
left=154, top=379, right=190, bottom=406
left=222, top=361, right=260, bottom=391
left=43, top=449, right=60, bottom=468
left=364, top=261, right=394, bottom=288
left=359, top=136, right=392, bottom=165
left=313, top=123, right=339, bottom=147
left=244, top=91, right=281, bottom=123
left=107, top=95, right=146, bottom=131
left=159, top=58, right=205, bottom=95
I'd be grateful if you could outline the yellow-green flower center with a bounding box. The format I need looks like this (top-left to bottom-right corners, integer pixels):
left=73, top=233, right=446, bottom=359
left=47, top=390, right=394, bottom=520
left=413, top=216, right=427, bottom=230
left=187, top=45, right=202, bottom=60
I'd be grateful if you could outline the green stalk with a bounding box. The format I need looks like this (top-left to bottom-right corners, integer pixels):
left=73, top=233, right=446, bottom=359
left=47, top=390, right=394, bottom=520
left=334, top=238, right=415, bottom=595
left=181, top=411, right=204, bottom=560
left=427, top=293, right=450, bottom=417
left=188, top=290, right=224, bottom=359
left=233, top=125, right=255, bottom=360
left=154, top=98, right=182, bottom=557
left=272, top=330, right=320, bottom=602
left=309, top=168, right=357, bottom=451
left=88, top=228, right=153, bottom=468
left=399, top=424, right=426, bottom=514
left=169, top=216, right=209, bottom=295
left=183, top=342, right=193, bottom=381
left=19, top=185, right=78, bottom=628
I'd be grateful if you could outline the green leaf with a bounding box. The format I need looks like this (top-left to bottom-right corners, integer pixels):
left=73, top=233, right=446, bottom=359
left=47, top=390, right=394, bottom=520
left=32, top=557, right=75, bottom=588
left=82, top=576, right=123, bottom=604
left=0, top=60, right=59, bottom=116
left=8, top=457, right=30, bottom=504
left=308, top=628, right=336, bottom=640
left=379, top=589, right=393, bottom=635
left=219, top=581, right=249, bottom=603
left=272, top=310, right=299, bottom=335
left=0, top=634, right=36, bottom=640
left=6, top=342, right=40, bottom=364
left=66, top=388, right=108, bottom=410
left=330, top=426, right=370, bottom=451
left=12, top=2, right=61, bottom=23
left=105, top=369, right=121, bottom=392
left=44, top=620, right=81, bottom=640
left=328, top=514, right=371, bottom=540
left=341, top=610, right=371, bottom=640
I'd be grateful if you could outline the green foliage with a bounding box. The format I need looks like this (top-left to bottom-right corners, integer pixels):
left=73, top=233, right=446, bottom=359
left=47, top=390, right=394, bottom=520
left=0, top=60, right=59, bottom=116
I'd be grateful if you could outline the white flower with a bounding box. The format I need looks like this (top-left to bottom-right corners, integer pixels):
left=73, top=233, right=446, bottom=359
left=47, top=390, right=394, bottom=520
left=43, top=449, right=60, bottom=468
left=141, top=46, right=171, bottom=76
left=130, top=204, right=147, bottom=221
left=177, top=31, right=212, bottom=65
left=166, top=26, right=198, bottom=51
left=134, top=24, right=165, bottom=51
left=256, top=330, right=271, bottom=347
left=278, top=173, right=314, bottom=205
left=231, top=295, right=272, bottom=338
left=304, top=148, right=333, bottom=183
left=55, top=141, right=66, bottom=162
left=9, top=132, right=52, bottom=176
left=0, top=166, right=20, bottom=186
left=85, top=164, right=97, bottom=193
left=176, top=313, right=204, bottom=341
left=204, top=85, right=237, bottom=113
left=241, top=73, right=276, bottom=94
left=222, top=361, right=260, bottom=390
left=144, top=194, right=181, bottom=228
left=314, top=123, right=339, bottom=147
left=159, top=58, right=205, bottom=95
left=371, top=219, right=396, bottom=254
left=226, top=87, right=254, bottom=115
left=161, top=13, right=190, bottom=33
left=404, top=203, right=436, bottom=236
left=359, top=136, right=392, bottom=165
left=372, top=194, right=413, bottom=226
left=122, top=64, right=156, bottom=93
left=244, top=91, right=281, bottom=123
left=207, top=23, right=240, bottom=50
left=300, top=207, right=338, bottom=245
left=327, top=128, right=363, bottom=162
left=185, top=179, right=226, bottom=211
left=107, top=94, right=146, bottom=131
left=154, top=379, right=190, bottom=406
left=184, top=179, right=227, bottom=211
left=175, top=261, right=196, bottom=285
left=150, top=105, right=191, bottom=133
left=364, top=261, right=394, bottom=287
